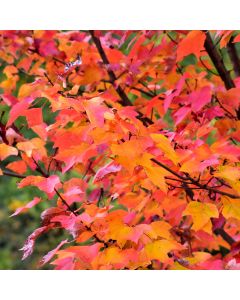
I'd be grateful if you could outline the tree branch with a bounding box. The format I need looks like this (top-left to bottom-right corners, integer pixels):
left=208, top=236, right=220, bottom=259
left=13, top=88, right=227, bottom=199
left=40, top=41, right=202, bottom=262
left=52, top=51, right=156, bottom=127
left=2, top=170, right=26, bottom=179
left=214, top=228, right=235, bottom=245
left=89, top=30, right=153, bottom=126
left=151, top=158, right=240, bottom=199
left=203, top=31, right=235, bottom=90
left=54, top=188, right=78, bottom=216
left=89, top=30, right=132, bottom=107
left=227, top=36, right=240, bottom=77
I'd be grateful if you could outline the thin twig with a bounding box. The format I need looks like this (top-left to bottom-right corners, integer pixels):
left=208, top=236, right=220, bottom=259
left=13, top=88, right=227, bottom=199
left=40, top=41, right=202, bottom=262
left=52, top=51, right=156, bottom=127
left=199, top=57, right=219, bottom=76
left=2, top=170, right=26, bottom=179
left=151, top=158, right=240, bottom=199
left=54, top=188, right=78, bottom=216
left=214, top=96, right=237, bottom=120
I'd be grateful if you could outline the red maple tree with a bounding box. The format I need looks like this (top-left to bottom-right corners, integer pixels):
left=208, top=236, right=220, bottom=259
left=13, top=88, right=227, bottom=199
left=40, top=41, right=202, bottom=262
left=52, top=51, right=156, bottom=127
left=0, top=30, right=240, bottom=270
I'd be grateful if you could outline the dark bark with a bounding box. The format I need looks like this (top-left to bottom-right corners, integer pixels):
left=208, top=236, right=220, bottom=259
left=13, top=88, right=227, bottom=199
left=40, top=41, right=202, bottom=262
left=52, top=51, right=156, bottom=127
left=204, top=31, right=235, bottom=90
left=227, top=36, right=240, bottom=77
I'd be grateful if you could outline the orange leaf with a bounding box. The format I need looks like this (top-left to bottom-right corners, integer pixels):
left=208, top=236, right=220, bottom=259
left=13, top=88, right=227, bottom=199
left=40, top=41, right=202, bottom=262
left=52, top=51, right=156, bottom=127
left=151, top=133, right=179, bottom=165
left=0, top=143, right=18, bottom=160
left=6, top=160, right=27, bottom=174
left=176, top=31, right=205, bottom=61
left=183, top=201, right=218, bottom=233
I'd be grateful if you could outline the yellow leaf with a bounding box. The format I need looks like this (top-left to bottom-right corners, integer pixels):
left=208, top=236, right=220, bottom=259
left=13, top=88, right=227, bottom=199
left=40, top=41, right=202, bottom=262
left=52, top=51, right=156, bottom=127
left=151, top=133, right=179, bottom=165
left=144, top=240, right=181, bottom=262
left=222, top=196, right=240, bottom=221
left=144, top=165, right=168, bottom=193
left=18, top=80, right=44, bottom=98
left=147, top=221, right=173, bottom=240
left=214, top=166, right=240, bottom=182
left=170, top=261, right=189, bottom=270
left=107, top=220, right=133, bottom=248
left=186, top=252, right=212, bottom=265
left=0, top=143, right=18, bottom=160
left=183, top=201, right=218, bottom=233
left=98, top=247, right=124, bottom=265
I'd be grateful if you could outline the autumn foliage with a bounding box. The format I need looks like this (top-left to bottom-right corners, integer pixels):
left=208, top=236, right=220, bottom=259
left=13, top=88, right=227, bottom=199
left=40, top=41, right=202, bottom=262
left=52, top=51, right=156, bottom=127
left=0, top=30, right=240, bottom=270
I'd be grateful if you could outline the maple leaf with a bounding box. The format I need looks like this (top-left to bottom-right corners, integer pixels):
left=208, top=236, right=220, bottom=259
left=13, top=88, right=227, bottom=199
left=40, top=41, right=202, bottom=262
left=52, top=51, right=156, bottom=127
left=173, top=106, right=191, bottom=125
left=1, top=30, right=240, bottom=270
left=20, top=226, right=50, bottom=260
left=222, top=196, right=240, bottom=221
left=189, top=86, right=212, bottom=112
left=40, top=239, right=69, bottom=266
left=18, top=175, right=60, bottom=194
left=147, top=221, right=173, bottom=240
left=151, top=133, right=179, bottom=165
left=176, top=30, right=206, bottom=61
left=164, top=74, right=187, bottom=112
left=6, top=160, right=27, bottom=174
left=59, top=243, right=103, bottom=269
left=214, top=166, right=240, bottom=182
left=0, top=143, right=18, bottom=160
left=183, top=201, right=219, bottom=233
left=10, top=197, right=41, bottom=217
left=144, top=240, right=181, bottom=262
left=144, top=165, right=168, bottom=193
left=111, top=140, right=145, bottom=173
left=83, top=97, right=114, bottom=127
left=23, top=108, right=43, bottom=127
left=93, top=246, right=130, bottom=269
left=6, top=97, right=34, bottom=127
left=93, top=161, right=121, bottom=183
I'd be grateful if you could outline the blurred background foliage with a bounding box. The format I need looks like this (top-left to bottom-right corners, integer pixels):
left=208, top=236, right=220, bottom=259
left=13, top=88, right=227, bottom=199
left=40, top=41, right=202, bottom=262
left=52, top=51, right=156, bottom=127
left=0, top=61, right=66, bottom=269
left=0, top=174, right=69, bottom=269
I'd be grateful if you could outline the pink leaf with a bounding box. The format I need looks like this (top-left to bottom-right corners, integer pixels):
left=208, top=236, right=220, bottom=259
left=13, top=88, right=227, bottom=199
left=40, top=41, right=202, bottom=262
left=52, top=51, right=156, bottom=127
left=20, top=226, right=49, bottom=260
left=37, top=175, right=61, bottom=193
left=93, top=161, right=122, bottom=183
left=40, top=239, right=69, bottom=266
left=18, top=175, right=60, bottom=194
left=164, top=75, right=187, bottom=112
left=199, top=156, right=219, bottom=171
left=10, top=197, right=41, bottom=217
left=51, top=215, right=85, bottom=238
left=190, top=86, right=212, bottom=112
left=174, top=106, right=191, bottom=125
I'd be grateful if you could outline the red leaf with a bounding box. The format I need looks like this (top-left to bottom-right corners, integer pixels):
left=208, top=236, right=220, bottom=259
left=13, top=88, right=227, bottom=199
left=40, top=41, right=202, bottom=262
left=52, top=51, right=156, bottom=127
left=24, top=108, right=43, bottom=127
left=176, top=31, right=206, bottom=62
left=6, top=160, right=27, bottom=174
left=6, top=97, right=34, bottom=127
